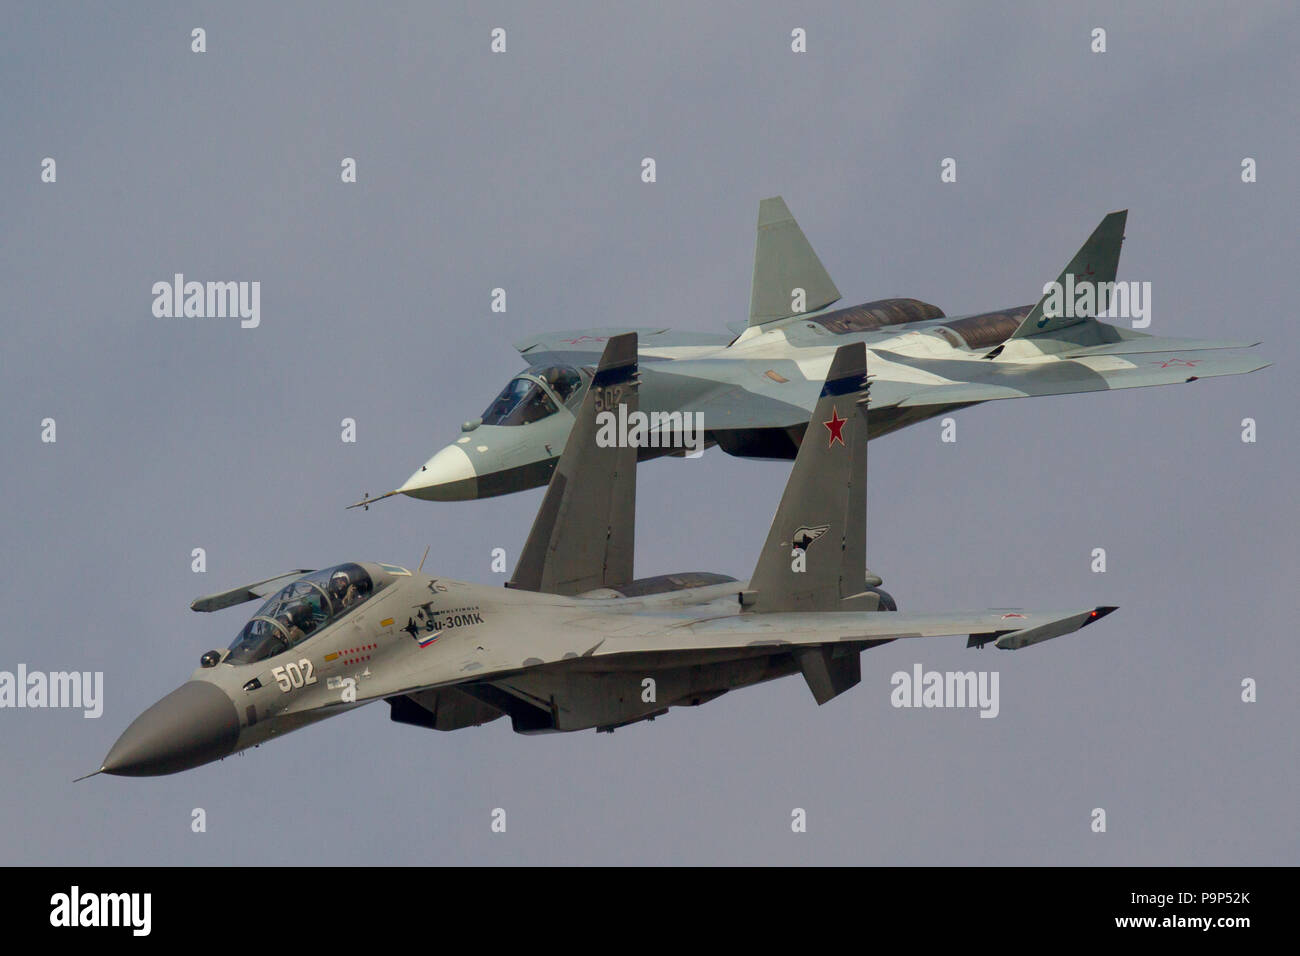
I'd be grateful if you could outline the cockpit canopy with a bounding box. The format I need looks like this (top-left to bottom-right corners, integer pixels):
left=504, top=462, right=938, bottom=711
left=480, top=364, right=585, bottom=426
left=226, top=563, right=378, bottom=665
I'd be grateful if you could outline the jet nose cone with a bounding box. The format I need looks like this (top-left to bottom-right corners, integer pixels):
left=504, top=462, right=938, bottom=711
left=398, top=443, right=479, bottom=501
left=102, top=681, right=240, bottom=777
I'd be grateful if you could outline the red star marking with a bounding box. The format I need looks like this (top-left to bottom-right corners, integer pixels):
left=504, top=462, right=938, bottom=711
left=824, top=406, right=847, bottom=447
left=1149, top=358, right=1201, bottom=369
left=560, top=335, right=608, bottom=345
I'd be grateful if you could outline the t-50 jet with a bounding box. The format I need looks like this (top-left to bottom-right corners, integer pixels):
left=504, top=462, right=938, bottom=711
left=87, top=336, right=1114, bottom=777
left=353, top=201, right=1265, bottom=506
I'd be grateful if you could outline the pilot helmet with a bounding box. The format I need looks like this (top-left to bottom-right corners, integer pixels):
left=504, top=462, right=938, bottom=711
left=288, top=603, right=312, bottom=629
left=328, top=570, right=351, bottom=600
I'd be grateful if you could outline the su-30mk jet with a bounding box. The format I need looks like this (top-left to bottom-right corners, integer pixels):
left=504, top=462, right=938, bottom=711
left=88, top=336, right=1115, bottom=777
left=353, top=201, right=1265, bottom=507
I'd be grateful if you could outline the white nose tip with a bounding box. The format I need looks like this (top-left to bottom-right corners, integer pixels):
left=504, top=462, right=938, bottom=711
left=398, top=444, right=478, bottom=501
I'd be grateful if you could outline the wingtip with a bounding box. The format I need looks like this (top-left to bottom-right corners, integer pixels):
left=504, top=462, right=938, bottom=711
left=1082, top=606, right=1119, bottom=628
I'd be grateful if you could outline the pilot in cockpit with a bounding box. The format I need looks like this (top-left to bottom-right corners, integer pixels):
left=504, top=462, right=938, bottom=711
left=278, top=604, right=312, bottom=648
left=329, top=570, right=359, bottom=610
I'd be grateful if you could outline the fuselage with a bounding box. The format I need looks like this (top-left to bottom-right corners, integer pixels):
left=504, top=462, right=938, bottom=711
left=400, top=297, right=1046, bottom=500
left=101, top=566, right=819, bottom=775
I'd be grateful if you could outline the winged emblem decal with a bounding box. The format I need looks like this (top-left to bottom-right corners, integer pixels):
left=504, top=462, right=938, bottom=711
left=791, top=524, right=829, bottom=552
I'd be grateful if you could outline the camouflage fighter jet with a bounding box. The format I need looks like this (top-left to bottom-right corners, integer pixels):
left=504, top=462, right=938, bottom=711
left=89, top=336, right=1115, bottom=777
left=353, top=202, right=1266, bottom=506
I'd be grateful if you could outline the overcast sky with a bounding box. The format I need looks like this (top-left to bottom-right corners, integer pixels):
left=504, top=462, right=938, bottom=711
left=2, top=1, right=1295, bottom=865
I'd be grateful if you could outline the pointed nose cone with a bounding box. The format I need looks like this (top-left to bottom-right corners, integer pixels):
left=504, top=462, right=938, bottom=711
left=102, top=681, right=240, bottom=777
left=398, top=443, right=479, bottom=501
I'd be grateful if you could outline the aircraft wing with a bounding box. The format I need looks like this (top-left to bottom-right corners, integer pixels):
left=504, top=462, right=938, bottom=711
left=515, top=328, right=733, bottom=366
left=884, top=344, right=1268, bottom=409
left=667, top=345, right=1268, bottom=426
left=589, top=606, right=1117, bottom=655
left=634, top=339, right=1267, bottom=430
left=337, top=605, right=1116, bottom=710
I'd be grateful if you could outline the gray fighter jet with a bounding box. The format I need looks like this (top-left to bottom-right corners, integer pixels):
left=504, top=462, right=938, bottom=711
left=356, top=201, right=1265, bottom=506
left=90, top=336, right=1115, bottom=777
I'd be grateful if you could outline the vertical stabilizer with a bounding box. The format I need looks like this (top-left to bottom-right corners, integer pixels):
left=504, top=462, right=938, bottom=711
left=746, top=343, right=869, bottom=612
left=508, top=334, right=638, bottom=594
left=748, top=196, right=841, bottom=327
left=1007, top=210, right=1128, bottom=340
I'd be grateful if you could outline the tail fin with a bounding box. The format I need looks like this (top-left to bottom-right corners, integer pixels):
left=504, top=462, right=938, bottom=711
left=745, top=343, right=869, bottom=613
left=1007, top=210, right=1128, bottom=340
left=508, top=334, right=638, bottom=595
left=748, top=196, right=841, bottom=328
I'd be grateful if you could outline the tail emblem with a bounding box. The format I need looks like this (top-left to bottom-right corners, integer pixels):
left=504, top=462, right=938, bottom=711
left=791, top=525, right=830, bottom=552
left=823, top=406, right=847, bottom=446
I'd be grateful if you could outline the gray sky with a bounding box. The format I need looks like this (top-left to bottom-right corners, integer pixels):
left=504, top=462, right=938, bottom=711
left=2, top=1, right=1295, bottom=865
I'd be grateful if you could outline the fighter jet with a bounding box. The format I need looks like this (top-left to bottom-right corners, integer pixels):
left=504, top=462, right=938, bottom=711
left=89, top=336, right=1115, bottom=777
left=356, top=201, right=1266, bottom=506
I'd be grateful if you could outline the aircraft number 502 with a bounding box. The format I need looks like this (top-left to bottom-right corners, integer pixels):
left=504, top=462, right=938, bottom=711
left=272, top=659, right=317, bottom=692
